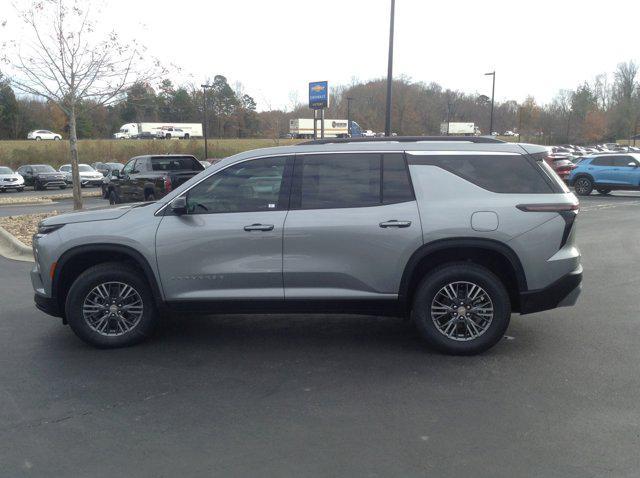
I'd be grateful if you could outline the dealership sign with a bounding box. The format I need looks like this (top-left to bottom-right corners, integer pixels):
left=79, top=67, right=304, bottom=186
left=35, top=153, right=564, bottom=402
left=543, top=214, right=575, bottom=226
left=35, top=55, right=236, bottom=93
left=309, top=81, right=329, bottom=109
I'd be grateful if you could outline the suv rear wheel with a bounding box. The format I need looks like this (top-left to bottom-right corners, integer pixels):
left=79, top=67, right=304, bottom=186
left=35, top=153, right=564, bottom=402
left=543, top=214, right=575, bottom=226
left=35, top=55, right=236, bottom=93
left=574, top=177, right=593, bottom=196
left=65, top=263, right=158, bottom=348
left=412, top=263, right=511, bottom=355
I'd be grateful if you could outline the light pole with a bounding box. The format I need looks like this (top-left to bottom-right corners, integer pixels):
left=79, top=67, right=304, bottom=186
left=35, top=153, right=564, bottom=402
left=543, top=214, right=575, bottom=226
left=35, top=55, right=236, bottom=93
left=485, top=71, right=495, bottom=135
left=201, top=83, right=213, bottom=159
left=346, top=96, right=354, bottom=136
left=384, top=0, right=395, bottom=137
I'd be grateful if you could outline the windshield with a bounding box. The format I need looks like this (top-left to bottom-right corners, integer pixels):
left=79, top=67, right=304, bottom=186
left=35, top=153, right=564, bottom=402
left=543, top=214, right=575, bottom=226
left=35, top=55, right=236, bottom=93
left=78, top=165, right=95, bottom=172
left=32, top=165, right=56, bottom=173
left=0, top=167, right=13, bottom=174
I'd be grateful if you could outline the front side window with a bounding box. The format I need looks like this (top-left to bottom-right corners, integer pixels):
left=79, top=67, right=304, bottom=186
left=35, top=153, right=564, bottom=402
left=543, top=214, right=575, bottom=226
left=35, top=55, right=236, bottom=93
left=613, top=156, right=637, bottom=167
left=185, top=156, right=288, bottom=214
left=122, top=160, right=136, bottom=175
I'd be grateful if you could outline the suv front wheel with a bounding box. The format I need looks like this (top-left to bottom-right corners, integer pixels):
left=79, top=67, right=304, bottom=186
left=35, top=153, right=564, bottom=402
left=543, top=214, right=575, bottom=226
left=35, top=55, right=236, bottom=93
left=65, top=263, right=158, bottom=348
left=412, top=263, right=511, bottom=355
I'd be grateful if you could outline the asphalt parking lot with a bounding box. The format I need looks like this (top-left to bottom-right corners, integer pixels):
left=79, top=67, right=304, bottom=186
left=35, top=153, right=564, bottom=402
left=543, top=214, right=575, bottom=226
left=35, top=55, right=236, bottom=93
left=0, top=188, right=106, bottom=217
left=1, top=193, right=639, bottom=477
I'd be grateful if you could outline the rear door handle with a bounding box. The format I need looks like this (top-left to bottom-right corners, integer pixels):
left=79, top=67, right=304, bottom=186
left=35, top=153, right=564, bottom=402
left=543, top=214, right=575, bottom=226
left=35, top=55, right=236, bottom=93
left=244, top=223, right=274, bottom=232
left=379, top=220, right=412, bottom=228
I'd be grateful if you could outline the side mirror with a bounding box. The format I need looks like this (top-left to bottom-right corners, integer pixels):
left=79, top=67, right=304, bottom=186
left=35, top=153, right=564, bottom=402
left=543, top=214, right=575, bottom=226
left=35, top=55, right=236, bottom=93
left=628, top=162, right=638, bottom=168
left=170, top=196, right=187, bottom=215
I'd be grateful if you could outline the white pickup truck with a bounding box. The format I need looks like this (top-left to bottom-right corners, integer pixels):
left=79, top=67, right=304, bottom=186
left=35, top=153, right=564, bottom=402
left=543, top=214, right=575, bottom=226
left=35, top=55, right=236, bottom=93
left=156, top=126, right=190, bottom=139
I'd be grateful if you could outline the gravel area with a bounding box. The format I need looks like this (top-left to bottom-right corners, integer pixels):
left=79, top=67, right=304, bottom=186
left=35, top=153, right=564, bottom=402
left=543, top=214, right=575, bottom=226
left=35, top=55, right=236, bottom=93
left=0, top=212, right=59, bottom=246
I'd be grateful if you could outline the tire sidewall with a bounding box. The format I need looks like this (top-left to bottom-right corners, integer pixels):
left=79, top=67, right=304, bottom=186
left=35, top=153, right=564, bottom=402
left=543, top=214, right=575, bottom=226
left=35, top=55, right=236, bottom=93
left=65, top=264, right=157, bottom=348
left=413, top=263, right=511, bottom=355
left=574, top=177, right=593, bottom=196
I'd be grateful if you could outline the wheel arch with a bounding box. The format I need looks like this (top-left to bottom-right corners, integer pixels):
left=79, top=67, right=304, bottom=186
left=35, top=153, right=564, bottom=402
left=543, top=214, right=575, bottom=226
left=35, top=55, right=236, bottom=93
left=399, top=238, right=527, bottom=313
left=53, top=244, right=164, bottom=318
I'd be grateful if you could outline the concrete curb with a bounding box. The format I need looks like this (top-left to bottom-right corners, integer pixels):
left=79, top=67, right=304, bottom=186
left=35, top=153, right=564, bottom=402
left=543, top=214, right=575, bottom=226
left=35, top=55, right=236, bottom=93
left=0, top=225, right=34, bottom=262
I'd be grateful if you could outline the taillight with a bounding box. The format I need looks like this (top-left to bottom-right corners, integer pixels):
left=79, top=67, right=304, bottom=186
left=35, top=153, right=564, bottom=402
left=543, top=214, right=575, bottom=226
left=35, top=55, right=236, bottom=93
left=517, top=203, right=579, bottom=248
left=164, top=176, right=172, bottom=193
left=516, top=203, right=579, bottom=212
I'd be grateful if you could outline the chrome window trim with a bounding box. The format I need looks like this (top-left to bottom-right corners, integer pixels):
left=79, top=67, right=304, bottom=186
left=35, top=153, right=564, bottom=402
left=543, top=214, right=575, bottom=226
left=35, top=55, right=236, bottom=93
left=153, top=150, right=406, bottom=216
left=407, top=151, right=518, bottom=156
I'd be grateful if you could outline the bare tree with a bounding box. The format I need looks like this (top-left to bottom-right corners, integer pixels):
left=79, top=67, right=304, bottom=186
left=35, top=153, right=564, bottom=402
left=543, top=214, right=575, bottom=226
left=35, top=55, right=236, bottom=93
left=2, top=0, right=162, bottom=209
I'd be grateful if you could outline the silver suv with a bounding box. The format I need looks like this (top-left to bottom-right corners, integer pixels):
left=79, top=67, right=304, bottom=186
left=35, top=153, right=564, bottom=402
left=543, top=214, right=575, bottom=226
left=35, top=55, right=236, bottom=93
left=31, top=137, right=582, bottom=355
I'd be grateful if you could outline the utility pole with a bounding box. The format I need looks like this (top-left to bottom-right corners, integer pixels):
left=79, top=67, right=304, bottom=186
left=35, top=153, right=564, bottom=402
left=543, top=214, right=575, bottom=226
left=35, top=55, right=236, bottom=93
left=384, top=0, right=395, bottom=137
left=346, top=97, right=354, bottom=136
left=485, top=71, right=495, bottom=135
left=201, top=83, right=213, bottom=159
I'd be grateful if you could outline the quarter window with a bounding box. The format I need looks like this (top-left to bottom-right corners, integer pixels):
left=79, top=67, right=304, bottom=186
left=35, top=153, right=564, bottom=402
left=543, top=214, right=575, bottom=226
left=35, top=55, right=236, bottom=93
left=410, top=154, right=553, bottom=194
left=185, top=156, right=288, bottom=214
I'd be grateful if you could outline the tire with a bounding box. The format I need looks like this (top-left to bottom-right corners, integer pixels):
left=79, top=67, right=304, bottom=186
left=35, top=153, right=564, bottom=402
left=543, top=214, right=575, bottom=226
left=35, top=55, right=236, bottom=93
left=65, top=262, right=158, bottom=348
left=59, top=185, right=67, bottom=190
left=108, top=190, right=119, bottom=205
left=574, top=177, right=593, bottom=196
left=54, top=136, right=61, bottom=141
left=34, top=181, right=42, bottom=191
left=596, top=188, right=611, bottom=195
left=35, top=136, right=41, bottom=141
left=165, top=134, right=171, bottom=139
left=145, top=192, right=156, bottom=201
left=17, top=187, right=24, bottom=192
left=412, top=263, right=511, bottom=356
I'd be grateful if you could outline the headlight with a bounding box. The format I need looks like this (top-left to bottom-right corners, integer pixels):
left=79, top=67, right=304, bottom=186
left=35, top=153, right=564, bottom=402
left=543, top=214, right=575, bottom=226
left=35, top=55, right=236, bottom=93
left=37, top=223, right=64, bottom=235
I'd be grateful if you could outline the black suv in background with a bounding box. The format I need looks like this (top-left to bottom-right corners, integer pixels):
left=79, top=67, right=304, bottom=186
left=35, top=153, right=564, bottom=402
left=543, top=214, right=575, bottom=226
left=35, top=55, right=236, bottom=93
left=16, top=164, right=67, bottom=190
left=106, top=154, right=204, bottom=204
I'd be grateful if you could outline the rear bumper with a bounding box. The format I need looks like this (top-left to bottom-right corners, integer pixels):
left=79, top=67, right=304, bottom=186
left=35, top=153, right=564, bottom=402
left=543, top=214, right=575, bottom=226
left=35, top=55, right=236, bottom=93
left=519, top=265, right=582, bottom=315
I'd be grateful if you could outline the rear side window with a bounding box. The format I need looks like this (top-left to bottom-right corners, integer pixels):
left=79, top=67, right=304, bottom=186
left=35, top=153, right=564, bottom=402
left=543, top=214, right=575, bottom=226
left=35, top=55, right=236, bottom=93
left=410, top=154, right=554, bottom=194
left=293, top=153, right=414, bottom=209
left=591, top=157, right=614, bottom=166
left=296, top=154, right=381, bottom=209
left=151, top=156, right=203, bottom=171
left=382, top=154, right=414, bottom=204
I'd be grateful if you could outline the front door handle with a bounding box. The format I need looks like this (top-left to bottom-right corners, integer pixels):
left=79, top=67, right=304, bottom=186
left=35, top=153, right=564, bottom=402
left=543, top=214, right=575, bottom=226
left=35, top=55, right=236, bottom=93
left=244, top=223, right=274, bottom=232
left=379, top=220, right=412, bottom=228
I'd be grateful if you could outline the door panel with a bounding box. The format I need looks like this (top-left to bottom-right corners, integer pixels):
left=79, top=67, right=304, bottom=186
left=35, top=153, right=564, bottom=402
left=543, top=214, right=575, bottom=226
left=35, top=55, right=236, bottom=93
left=156, top=211, right=288, bottom=300
left=283, top=202, right=422, bottom=298
left=283, top=152, right=422, bottom=299
left=155, top=155, right=292, bottom=301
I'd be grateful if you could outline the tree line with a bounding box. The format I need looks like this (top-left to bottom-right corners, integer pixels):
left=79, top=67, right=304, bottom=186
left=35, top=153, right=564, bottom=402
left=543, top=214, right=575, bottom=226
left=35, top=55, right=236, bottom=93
left=1, top=62, right=639, bottom=144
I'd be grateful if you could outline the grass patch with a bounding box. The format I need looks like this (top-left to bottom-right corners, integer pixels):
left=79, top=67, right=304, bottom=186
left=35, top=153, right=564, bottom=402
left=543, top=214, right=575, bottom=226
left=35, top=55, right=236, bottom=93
left=0, top=138, right=301, bottom=169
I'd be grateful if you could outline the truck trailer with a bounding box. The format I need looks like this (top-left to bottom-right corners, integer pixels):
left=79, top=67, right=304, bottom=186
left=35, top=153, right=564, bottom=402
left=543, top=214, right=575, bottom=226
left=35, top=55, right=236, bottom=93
left=289, top=118, right=364, bottom=139
left=113, top=123, right=204, bottom=139
left=440, top=122, right=480, bottom=136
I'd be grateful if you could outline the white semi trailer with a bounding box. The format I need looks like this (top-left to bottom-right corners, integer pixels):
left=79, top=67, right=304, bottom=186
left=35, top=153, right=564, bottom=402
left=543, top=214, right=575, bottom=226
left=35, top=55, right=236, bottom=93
left=113, top=122, right=203, bottom=139
left=289, top=118, right=364, bottom=139
left=440, top=122, right=480, bottom=136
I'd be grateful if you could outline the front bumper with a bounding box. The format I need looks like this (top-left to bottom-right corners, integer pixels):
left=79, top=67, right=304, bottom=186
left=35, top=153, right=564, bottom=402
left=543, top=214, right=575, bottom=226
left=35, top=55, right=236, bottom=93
left=519, top=265, right=583, bottom=315
left=0, top=182, right=24, bottom=190
left=80, top=178, right=104, bottom=186
left=34, top=293, right=62, bottom=317
left=40, top=179, right=67, bottom=188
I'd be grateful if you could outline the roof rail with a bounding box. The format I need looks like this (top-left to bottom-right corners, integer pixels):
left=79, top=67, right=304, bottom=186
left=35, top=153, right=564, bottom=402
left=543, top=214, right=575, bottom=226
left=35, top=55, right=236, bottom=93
left=299, top=136, right=505, bottom=145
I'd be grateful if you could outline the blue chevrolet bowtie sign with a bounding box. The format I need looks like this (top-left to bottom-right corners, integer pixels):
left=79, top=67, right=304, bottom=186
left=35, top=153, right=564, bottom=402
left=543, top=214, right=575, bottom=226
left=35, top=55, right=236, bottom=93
left=309, top=81, right=329, bottom=109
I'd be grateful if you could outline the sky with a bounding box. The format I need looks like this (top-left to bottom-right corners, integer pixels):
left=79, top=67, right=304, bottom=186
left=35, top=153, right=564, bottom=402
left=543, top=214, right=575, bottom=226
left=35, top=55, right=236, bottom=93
left=2, top=0, right=639, bottom=111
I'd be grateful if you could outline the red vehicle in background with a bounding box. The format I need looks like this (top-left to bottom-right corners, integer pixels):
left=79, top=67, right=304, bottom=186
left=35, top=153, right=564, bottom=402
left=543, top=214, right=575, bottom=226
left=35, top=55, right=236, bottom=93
left=545, top=153, right=577, bottom=182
